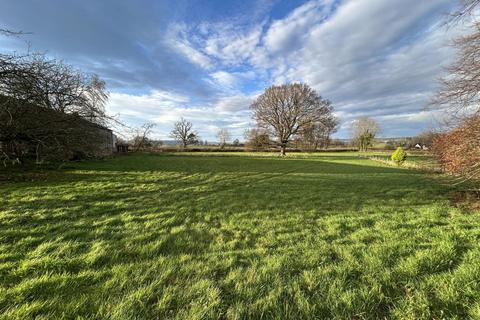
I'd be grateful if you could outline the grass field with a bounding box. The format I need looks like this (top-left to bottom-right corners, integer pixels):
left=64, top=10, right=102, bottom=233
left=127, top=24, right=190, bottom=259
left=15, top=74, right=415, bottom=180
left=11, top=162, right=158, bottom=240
left=1, top=152, right=479, bottom=319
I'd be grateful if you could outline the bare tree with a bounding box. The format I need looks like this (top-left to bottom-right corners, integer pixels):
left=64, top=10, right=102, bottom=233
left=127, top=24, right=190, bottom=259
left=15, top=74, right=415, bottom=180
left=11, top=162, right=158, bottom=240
left=170, top=117, right=196, bottom=149
left=350, top=117, right=380, bottom=152
left=1, top=54, right=109, bottom=121
left=250, top=83, right=334, bottom=155
left=298, top=115, right=338, bottom=151
left=216, top=128, right=231, bottom=149
left=432, top=26, right=480, bottom=120
left=244, top=128, right=271, bottom=151
left=434, top=0, right=480, bottom=119
left=132, top=123, right=155, bottom=152
left=430, top=1, right=480, bottom=183
left=0, top=52, right=112, bottom=163
left=450, top=0, right=480, bottom=21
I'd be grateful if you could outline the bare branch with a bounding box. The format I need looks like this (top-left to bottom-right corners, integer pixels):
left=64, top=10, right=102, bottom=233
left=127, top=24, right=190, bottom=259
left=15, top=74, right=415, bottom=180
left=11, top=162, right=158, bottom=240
left=350, top=117, right=380, bottom=152
left=216, top=128, right=231, bottom=149
left=250, top=83, right=335, bottom=155
left=170, top=117, right=198, bottom=149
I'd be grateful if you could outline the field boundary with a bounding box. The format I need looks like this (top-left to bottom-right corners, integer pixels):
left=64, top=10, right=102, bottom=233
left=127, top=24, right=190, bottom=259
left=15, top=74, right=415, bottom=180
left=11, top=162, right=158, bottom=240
left=365, top=155, right=443, bottom=173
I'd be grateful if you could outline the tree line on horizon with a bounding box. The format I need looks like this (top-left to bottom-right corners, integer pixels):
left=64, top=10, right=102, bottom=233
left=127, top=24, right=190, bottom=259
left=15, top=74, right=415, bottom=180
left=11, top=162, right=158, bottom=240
left=145, top=86, right=437, bottom=156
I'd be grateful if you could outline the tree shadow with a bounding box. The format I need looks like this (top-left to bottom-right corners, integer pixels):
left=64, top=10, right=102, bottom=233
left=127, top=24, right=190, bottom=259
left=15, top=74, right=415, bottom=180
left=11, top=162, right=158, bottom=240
left=0, top=152, right=463, bottom=318
left=2, top=154, right=449, bottom=250
left=61, top=152, right=413, bottom=175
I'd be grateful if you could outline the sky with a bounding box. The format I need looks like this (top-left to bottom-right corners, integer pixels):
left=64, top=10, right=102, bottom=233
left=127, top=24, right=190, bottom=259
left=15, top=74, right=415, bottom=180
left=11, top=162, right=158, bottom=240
left=0, top=0, right=462, bottom=140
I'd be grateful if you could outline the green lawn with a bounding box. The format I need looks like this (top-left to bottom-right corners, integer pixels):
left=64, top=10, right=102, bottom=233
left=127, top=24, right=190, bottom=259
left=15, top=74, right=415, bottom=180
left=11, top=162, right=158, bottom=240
left=1, top=152, right=479, bottom=319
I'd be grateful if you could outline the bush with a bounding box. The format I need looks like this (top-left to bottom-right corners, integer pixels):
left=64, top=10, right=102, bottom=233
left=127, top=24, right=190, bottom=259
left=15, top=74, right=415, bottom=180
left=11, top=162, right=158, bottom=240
left=391, top=147, right=407, bottom=166
left=432, top=115, right=480, bottom=180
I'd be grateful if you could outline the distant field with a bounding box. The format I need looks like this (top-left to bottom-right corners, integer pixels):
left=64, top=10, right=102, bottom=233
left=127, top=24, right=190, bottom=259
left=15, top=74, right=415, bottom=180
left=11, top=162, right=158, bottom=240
left=1, top=152, right=479, bottom=319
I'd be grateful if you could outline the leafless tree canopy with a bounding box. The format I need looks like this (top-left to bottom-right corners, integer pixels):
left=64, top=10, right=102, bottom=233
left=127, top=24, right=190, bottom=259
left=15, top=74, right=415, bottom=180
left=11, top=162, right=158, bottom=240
left=216, top=128, right=231, bottom=148
left=170, top=117, right=197, bottom=149
left=244, top=128, right=271, bottom=151
left=434, top=1, right=480, bottom=119
left=432, top=23, right=480, bottom=119
left=250, top=83, right=334, bottom=155
left=132, top=123, right=156, bottom=152
left=0, top=52, right=112, bottom=164
left=297, top=114, right=338, bottom=151
left=350, top=117, right=380, bottom=152
left=451, top=0, right=480, bottom=21
left=1, top=55, right=108, bottom=121
left=430, top=1, right=480, bottom=183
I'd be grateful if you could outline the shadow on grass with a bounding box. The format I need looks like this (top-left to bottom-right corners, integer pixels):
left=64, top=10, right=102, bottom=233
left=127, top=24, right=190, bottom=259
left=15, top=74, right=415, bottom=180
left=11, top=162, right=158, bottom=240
left=1, top=153, right=474, bottom=319
left=60, top=152, right=414, bottom=175
left=2, top=154, right=449, bottom=253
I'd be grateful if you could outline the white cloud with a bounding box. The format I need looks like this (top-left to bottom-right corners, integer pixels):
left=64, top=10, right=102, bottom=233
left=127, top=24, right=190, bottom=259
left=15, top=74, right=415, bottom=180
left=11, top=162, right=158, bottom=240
left=210, top=71, right=239, bottom=89
left=164, top=23, right=214, bottom=69
left=204, top=24, right=264, bottom=64
left=259, top=0, right=457, bottom=137
left=264, top=0, right=334, bottom=54
left=208, top=70, right=257, bottom=91
left=214, top=93, right=257, bottom=112
left=106, top=90, right=252, bottom=140
left=111, top=0, right=460, bottom=139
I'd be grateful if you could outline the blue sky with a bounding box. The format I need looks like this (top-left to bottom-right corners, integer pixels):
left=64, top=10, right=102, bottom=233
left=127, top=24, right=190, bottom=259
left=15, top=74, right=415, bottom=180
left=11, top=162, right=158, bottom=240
left=0, top=0, right=460, bottom=140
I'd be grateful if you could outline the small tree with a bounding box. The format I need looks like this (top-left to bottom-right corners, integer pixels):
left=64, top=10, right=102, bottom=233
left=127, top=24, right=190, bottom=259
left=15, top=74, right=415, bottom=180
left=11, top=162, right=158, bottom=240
left=216, top=128, right=231, bottom=149
left=187, top=132, right=199, bottom=146
left=132, top=123, right=155, bottom=152
left=170, top=117, right=196, bottom=149
left=391, top=147, right=407, bottom=166
left=350, top=117, right=380, bottom=152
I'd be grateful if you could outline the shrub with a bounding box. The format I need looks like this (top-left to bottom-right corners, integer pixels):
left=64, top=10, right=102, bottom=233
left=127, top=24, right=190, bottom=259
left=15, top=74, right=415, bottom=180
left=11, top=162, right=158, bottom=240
left=391, top=147, right=407, bottom=166
left=432, top=115, right=480, bottom=180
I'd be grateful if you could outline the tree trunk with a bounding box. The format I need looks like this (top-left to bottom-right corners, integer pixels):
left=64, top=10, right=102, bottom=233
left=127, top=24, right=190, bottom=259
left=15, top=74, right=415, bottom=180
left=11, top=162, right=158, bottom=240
left=325, top=137, right=330, bottom=150
left=280, top=144, right=286, bottom=156
left=35, top=142, right=43, bottom=164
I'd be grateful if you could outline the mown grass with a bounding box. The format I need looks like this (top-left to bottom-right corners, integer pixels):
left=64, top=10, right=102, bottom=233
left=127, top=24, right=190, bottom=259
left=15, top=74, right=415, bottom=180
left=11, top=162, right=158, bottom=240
left=0, top=152, right=479, bottom=319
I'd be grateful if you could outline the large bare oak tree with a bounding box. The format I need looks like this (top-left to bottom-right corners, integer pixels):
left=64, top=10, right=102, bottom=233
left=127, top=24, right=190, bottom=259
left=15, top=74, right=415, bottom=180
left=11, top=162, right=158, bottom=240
left=250, top=83, right=334, bottom=155
left=170, top=117, right=198, bottom=149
